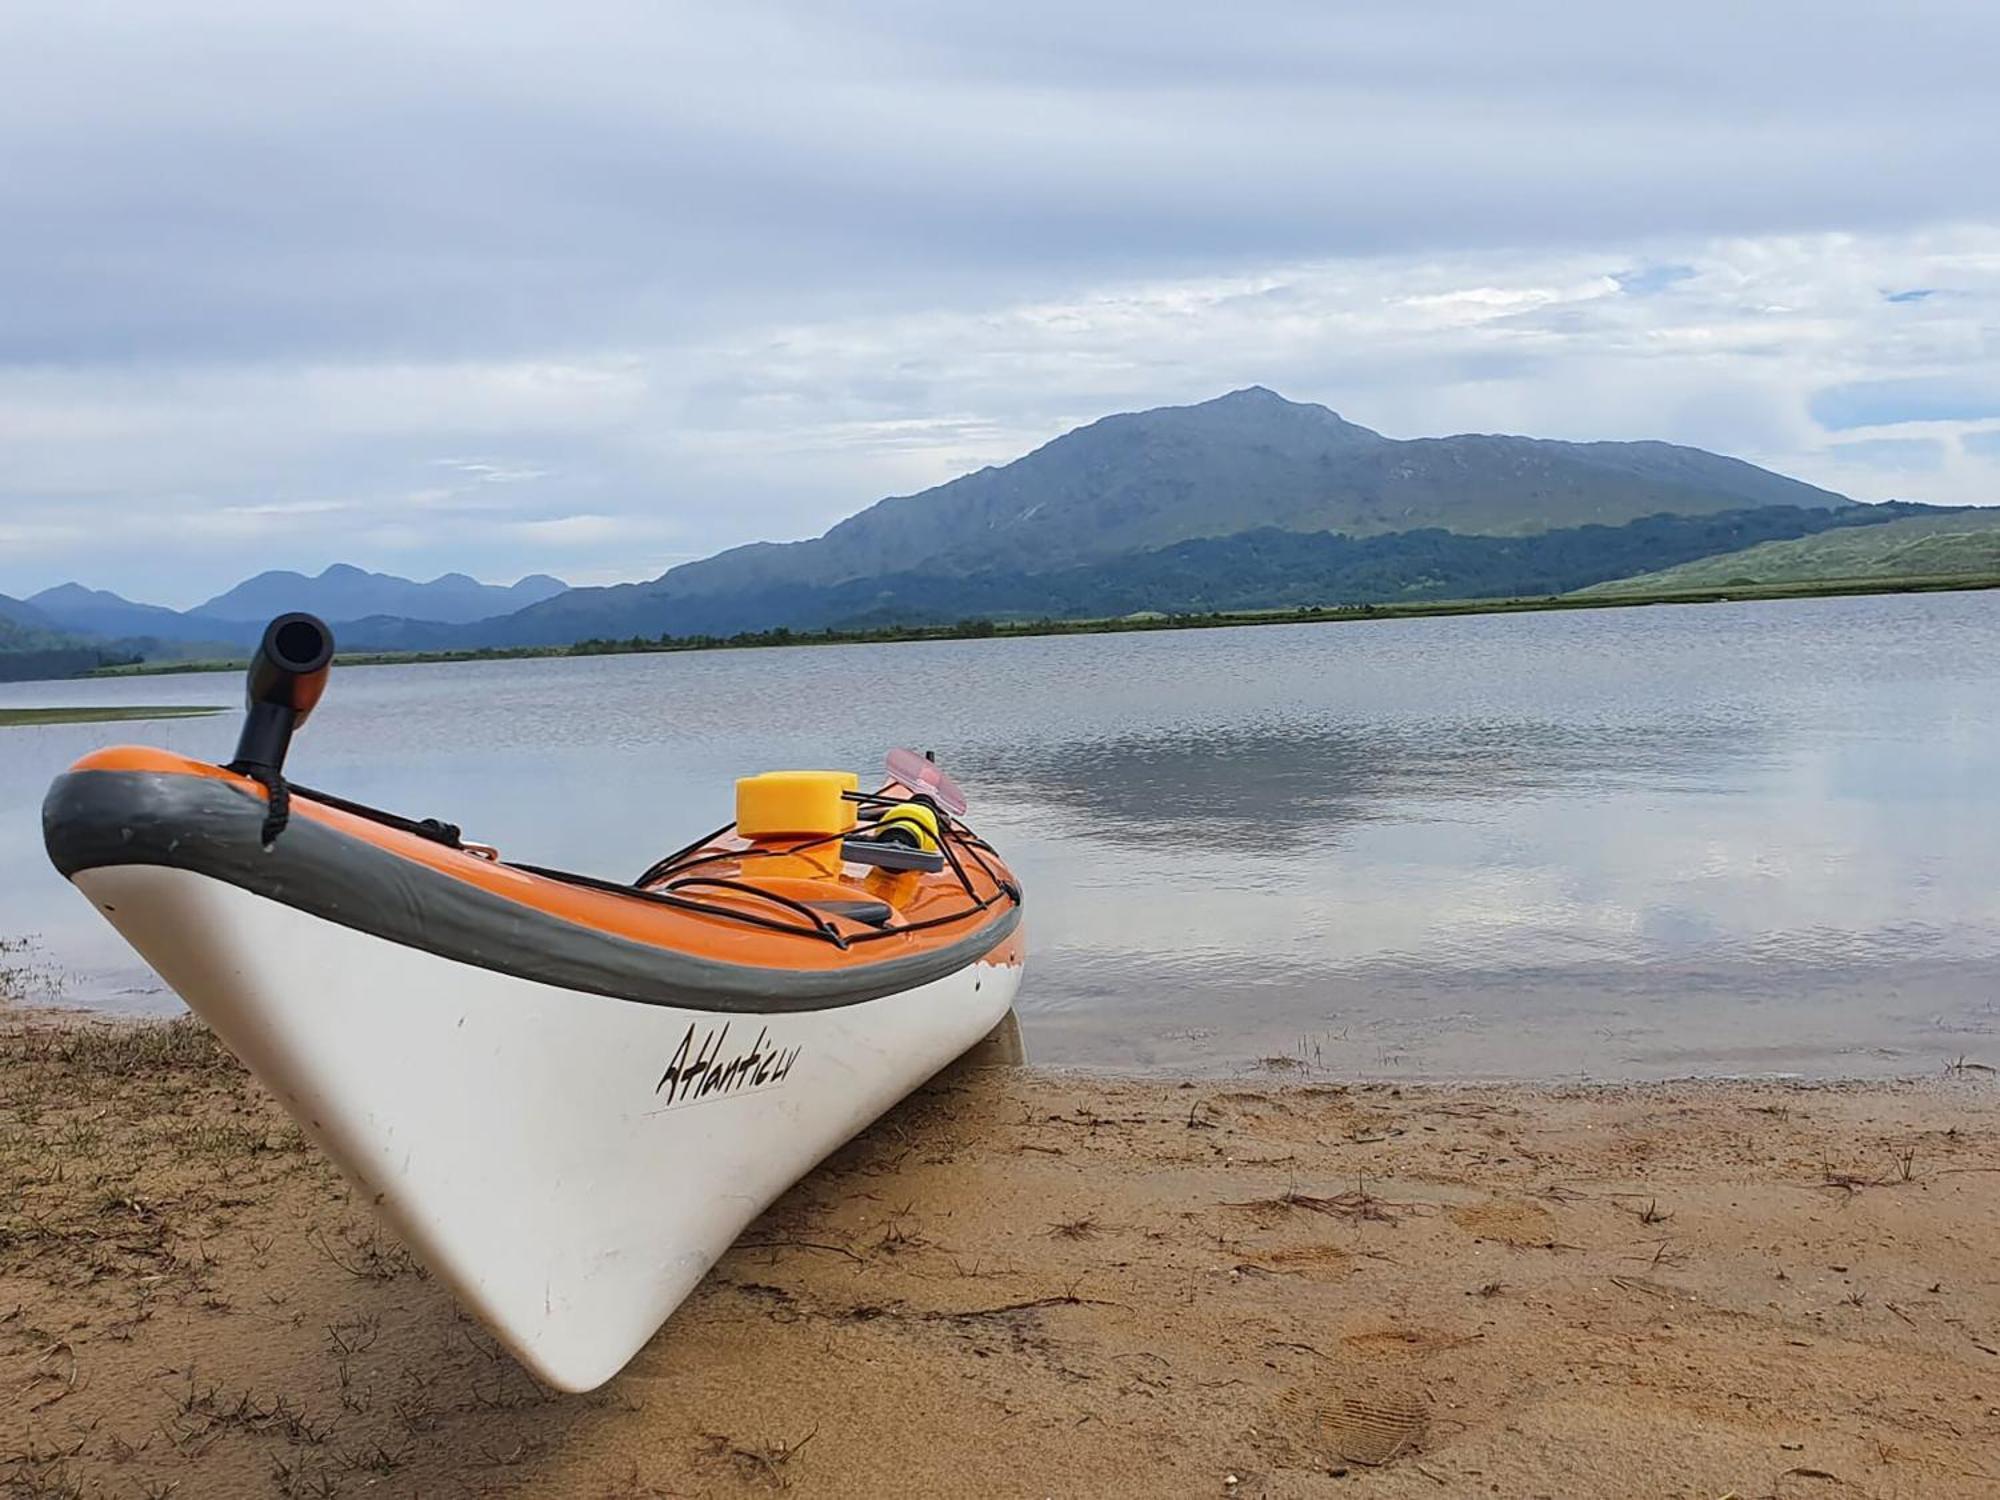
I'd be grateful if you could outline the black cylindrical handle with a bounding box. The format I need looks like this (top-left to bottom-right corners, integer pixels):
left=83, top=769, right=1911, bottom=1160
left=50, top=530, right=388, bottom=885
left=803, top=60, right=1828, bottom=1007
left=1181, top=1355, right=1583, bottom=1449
left=246, top=612, right=334, bottom=719
left=232, top=613, right=335, bottom=774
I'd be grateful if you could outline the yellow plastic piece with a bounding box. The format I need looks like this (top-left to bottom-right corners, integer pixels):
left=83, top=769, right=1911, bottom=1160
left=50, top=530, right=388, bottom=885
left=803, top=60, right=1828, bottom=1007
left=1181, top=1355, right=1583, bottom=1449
left=735, top=771, right=859, bottom=839
left=875, top=802, right=941, bottom=852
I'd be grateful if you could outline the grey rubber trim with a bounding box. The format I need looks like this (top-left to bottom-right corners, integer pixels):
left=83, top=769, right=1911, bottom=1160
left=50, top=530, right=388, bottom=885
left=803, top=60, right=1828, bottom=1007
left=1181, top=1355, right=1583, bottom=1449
left=43, top=770, right=1020, bottom=1014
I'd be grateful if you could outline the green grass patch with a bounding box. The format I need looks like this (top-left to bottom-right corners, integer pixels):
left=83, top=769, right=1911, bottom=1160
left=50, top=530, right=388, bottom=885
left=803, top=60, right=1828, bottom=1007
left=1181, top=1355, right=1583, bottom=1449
left=0, top=704, right=223, bottom=726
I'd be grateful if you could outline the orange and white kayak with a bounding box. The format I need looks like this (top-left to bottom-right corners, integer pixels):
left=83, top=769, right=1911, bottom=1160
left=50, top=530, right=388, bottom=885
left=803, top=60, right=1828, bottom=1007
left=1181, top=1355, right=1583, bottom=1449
left=41, top=616, right=1024, bottom=1392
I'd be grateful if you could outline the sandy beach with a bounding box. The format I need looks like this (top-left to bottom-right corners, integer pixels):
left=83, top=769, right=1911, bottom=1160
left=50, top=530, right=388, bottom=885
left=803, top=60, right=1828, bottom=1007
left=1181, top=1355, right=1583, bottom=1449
left=3, top=1013, right=1997, bottom=1499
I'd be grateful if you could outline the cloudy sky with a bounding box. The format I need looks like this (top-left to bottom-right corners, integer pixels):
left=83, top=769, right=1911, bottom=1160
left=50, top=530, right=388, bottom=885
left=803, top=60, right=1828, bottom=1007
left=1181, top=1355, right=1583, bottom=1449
left=2, top=1, right=1996, bottom=606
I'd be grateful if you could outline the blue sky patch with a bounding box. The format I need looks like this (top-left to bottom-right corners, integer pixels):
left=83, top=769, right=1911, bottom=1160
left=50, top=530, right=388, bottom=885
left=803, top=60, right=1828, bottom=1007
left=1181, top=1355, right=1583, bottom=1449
left=1811, top=378, right=2000, bottom=431
left=1613, top=264, right=1698, bottom=296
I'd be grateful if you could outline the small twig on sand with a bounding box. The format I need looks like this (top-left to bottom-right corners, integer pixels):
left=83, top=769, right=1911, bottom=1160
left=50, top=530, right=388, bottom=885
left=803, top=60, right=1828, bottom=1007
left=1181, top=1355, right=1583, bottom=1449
left=735, top=1238, right=863, bottom=1263
left=1777, top=1465, right=1851, bottom=1487
left=1262, top=1339, right=1335, bottom=1362
left=932, top=1293, right=1131, bottom=1320
left=1815, top=1163, right=1881, bottom=1197
left=1610, top=1276, right=1675, bottom=1299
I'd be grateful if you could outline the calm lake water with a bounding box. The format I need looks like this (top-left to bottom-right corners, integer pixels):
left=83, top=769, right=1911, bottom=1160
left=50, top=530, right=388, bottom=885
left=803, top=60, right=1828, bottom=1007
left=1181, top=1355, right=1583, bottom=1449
left=4, top=592, right=1997, bottom=1080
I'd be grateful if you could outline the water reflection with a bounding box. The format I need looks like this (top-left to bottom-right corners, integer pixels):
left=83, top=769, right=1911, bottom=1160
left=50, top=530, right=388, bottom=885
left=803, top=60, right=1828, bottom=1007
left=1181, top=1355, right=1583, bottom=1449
left=962, top=713, right=1771, bottom=849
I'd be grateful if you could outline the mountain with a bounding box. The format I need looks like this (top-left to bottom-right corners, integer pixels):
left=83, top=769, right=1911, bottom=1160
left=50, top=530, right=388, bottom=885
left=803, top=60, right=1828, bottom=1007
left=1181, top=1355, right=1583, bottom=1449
left=0, top=592, right=63, bottom=636
left=5, top=567, right=574, bottom=676
left=28, top=582, right=194, bottom=639
left=0, top=594, right=146, bottom=682
left=473, top=388, right=1853, bottom=644
left=192, top=564, right=568, bottom=624
left=1576, top=507, right=2000, bottom=595
left=28, top=568, right=567, bottom=640
left=611, top=387, right=1848, bottom=605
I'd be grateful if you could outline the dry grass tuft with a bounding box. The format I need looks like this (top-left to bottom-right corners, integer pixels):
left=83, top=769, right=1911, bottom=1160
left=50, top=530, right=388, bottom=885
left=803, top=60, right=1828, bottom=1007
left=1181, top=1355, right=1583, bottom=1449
left=697, top=1425, right=820, bottom=1489
left=2, top=1015, right=238, bottom=1078
left=1045, top=1215, right=1101, bottom=1240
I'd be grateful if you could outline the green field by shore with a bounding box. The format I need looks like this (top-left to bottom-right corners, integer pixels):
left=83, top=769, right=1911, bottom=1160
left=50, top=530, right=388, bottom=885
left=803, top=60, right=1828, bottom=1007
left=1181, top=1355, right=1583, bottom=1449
left=83, top=569, right=2000, bottom=679
left=1578, top=508, right=2000, bottom=595
left=0, top=704, right=224, bottom=726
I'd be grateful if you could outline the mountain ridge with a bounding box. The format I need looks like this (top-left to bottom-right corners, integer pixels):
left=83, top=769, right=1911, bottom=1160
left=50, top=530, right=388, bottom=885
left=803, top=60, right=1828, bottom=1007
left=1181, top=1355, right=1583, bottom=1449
left=500, top=387, right=1848, bottom=634
left=191, top=563, right=568, bottom=624
left=25, top=566, right=570, bottom=642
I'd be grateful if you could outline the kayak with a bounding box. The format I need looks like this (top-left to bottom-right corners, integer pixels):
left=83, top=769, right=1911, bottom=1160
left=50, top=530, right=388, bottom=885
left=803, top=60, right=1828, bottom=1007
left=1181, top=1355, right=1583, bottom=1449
left=41, top=615, right=1025, bottom=1392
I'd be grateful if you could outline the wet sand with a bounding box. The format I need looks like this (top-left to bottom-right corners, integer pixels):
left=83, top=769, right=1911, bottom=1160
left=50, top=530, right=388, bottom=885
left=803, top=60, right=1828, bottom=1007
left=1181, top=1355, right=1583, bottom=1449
left=3, top=1013, right=1998, bottom=1499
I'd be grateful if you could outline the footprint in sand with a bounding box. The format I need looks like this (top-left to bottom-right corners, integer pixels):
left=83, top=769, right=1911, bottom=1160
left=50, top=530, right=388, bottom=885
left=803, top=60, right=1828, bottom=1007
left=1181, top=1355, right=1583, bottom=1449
left=1447, top=1197, right=1557, bottom=1245
left=1338, top=1326, right=1470, bottom=1359
left=1276, top=1381, right=1429, bottom=1467
left=1249, top=1243, right=1352, bottom=1281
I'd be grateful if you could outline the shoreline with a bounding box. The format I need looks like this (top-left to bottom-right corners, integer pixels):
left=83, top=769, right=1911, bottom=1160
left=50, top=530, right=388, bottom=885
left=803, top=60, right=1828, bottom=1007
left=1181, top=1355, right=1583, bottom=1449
left=11, top=994, right=1994, bottom=1091
left=5, top=1010, right=1997, bottom=1497
left=77, top=569, right=2000, bottom=680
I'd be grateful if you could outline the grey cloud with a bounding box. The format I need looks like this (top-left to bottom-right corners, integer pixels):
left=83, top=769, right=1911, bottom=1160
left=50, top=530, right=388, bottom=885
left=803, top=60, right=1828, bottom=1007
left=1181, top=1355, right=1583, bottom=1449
left=2, top=3, right=1998, bottom=599
left=1827, top=437, right=1947, bottom=471
left=4, top=2, right=1997, bottom=364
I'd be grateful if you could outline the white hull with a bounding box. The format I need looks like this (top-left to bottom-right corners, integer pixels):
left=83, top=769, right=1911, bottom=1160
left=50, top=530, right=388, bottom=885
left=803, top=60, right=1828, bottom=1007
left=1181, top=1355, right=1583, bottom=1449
left=74, top=864, right=1019, bottom=1391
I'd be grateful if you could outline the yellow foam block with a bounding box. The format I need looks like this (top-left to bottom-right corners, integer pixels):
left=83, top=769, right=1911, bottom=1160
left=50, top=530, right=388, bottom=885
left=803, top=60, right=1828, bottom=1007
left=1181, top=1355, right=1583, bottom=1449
left=735, top=770, right=860, bottom=838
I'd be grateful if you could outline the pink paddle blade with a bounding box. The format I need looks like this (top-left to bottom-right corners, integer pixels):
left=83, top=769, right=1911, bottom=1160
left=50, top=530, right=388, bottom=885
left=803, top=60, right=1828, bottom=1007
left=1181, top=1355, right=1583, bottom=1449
left=885, top=747, right=968, bottom=816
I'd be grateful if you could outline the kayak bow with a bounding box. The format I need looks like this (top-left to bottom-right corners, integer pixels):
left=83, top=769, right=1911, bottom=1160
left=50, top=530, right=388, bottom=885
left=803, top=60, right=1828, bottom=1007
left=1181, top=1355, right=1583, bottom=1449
left=41, top=616, right=1024, bottom=1391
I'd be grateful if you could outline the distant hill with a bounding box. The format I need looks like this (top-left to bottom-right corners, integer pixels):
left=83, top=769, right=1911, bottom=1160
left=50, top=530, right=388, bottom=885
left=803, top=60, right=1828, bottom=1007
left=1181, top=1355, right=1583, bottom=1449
left=5, top=566, right=574, bottom=678
left=27, top=583, right=193, bottom=639
left=0, top=592, right=65, bottom=639
left=0, top=594, right=144, bottom=682
left=1575, top=508, right=2000, bottom=596
left=490, top=387, right=1850, bottom=641
left=192, top=564, right=567, bottom=624
left=23, top=567, right=570, bottom=647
